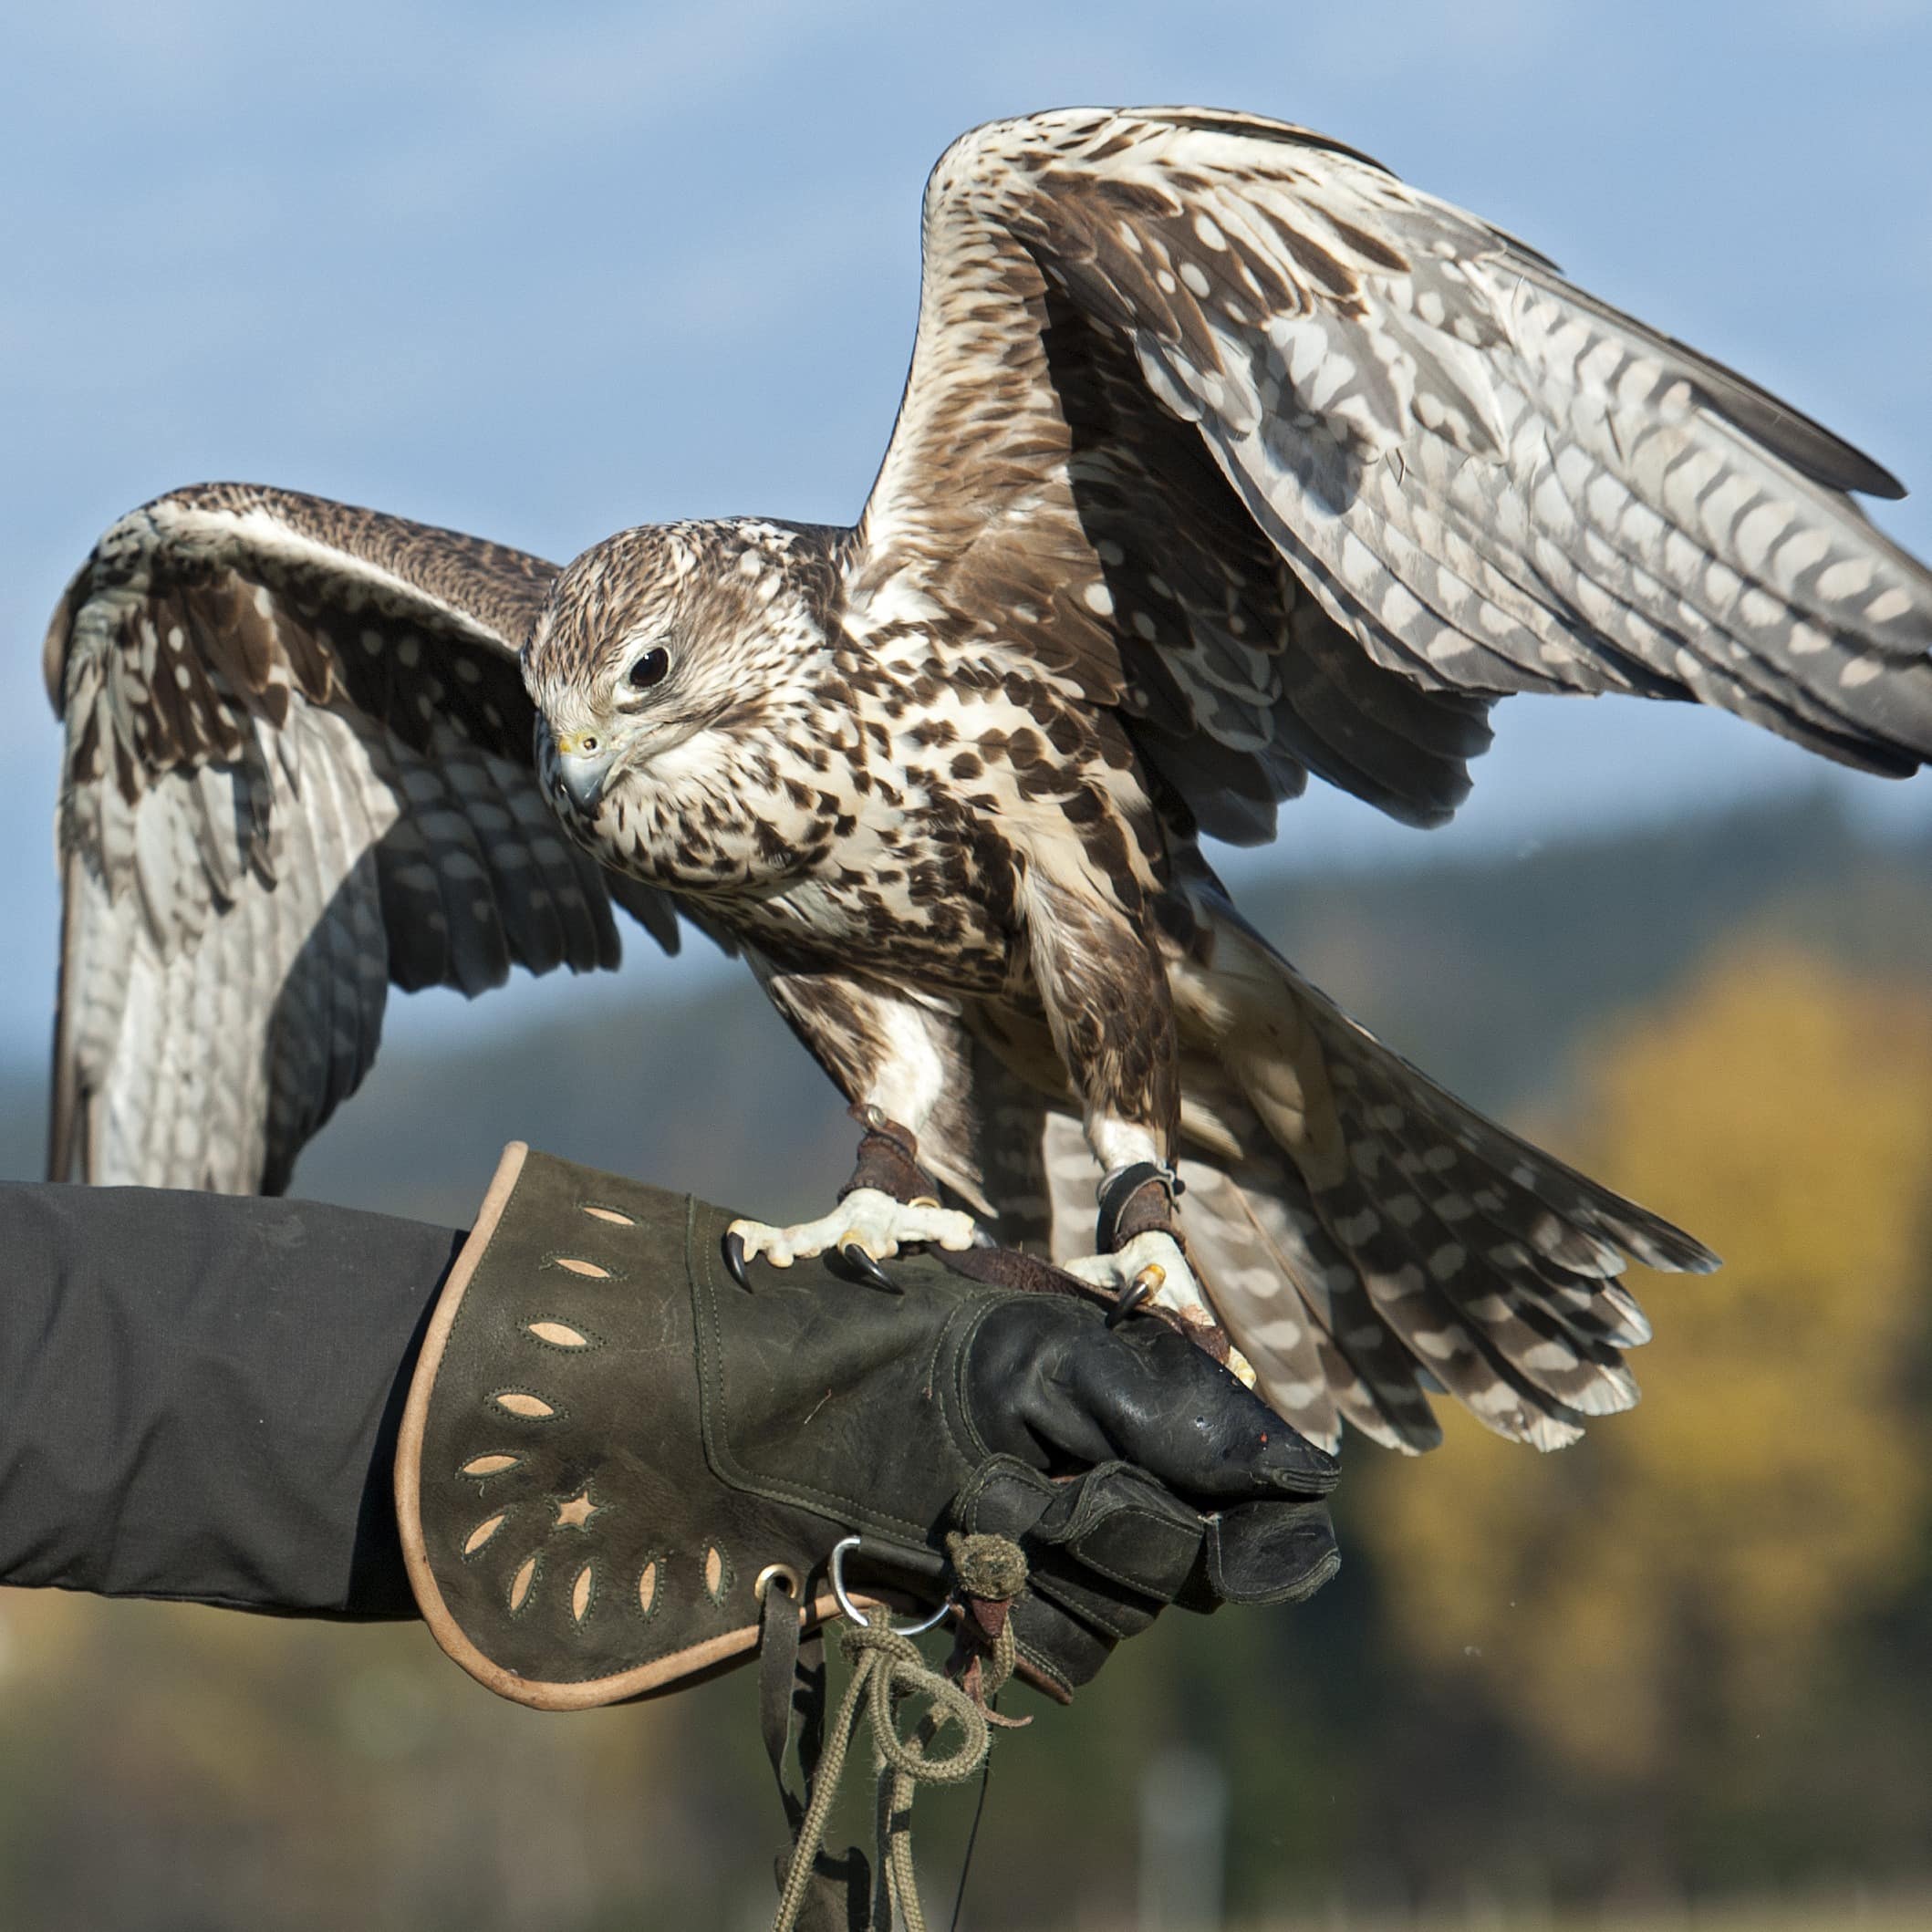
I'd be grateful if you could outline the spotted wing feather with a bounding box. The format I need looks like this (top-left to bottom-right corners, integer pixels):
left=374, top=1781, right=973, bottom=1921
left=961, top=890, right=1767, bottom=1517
left=47, top=482, right=680, bottom=1191
left=853, top=107, right=1932, bottom=836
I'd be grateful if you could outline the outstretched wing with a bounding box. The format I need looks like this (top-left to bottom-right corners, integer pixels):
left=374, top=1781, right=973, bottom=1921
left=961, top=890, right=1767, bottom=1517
left=849, top=107, right=1932, bottom=841
left=47, top=482, right=680, bottom=1192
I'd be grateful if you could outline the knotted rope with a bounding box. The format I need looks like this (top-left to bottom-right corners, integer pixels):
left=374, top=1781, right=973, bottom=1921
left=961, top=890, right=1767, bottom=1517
left=769, top=1532, right=1029, bottom=1932
left=772, top=1624, right=991, bottom=1932
left=942, top=1532, right=1026, bottom=1713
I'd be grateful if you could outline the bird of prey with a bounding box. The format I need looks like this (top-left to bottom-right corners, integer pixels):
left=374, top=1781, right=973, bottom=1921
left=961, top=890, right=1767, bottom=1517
left=47, top=107, right=1932, bottom=1454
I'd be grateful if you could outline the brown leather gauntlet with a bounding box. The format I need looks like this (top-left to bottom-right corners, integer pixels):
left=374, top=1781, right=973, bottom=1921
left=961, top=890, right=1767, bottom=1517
left=397, top=1143, right=1339, bottom=1711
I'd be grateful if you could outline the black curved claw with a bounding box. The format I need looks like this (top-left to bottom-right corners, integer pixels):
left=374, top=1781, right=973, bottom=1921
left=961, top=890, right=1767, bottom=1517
left=1104, top=1272, right=1156, bottom=1329
left=722, top=1229, right=753, bottom=1291
left=838, top=1242, right=900, bottom=1295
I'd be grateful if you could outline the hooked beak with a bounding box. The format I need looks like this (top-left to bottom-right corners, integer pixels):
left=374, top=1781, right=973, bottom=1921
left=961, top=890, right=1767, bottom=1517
left=553, top=731, right=617, bottom=814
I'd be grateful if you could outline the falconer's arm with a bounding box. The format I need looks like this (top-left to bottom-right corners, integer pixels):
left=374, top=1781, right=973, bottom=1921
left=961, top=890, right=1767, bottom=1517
left=0, top=1151, right=1339, bottom=1701
left=0, top=1178, right=456, bottom=1616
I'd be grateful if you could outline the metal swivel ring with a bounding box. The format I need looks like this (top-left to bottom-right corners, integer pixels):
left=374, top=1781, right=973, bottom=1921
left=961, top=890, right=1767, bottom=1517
left=826, top=1534, right=953, bottom=1636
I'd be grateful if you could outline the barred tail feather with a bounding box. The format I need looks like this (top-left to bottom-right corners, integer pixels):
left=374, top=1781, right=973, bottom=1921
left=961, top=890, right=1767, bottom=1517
left=1177, top=1148, right=1439, bottom=1453
left=1170, top=1160, right=1346, bottom=1452
left=1172, top=897, right=1714, bottom=1452
left=968, top=898, right=1710, bottom=1455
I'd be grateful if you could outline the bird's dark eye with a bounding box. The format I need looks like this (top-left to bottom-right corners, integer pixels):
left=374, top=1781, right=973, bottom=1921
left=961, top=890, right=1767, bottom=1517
left=628, top=647, right=670, bottom=691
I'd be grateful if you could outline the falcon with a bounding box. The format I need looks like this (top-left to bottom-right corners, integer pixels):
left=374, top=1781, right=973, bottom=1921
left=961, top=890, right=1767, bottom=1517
left=47, top=107, right=1932, bottom=1454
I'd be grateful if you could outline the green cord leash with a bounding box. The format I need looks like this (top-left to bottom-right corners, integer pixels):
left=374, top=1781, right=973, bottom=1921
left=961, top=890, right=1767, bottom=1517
left=767, top=1534, right=1028, bottom=1932
left=773, top=1623, right=990, bottom=1932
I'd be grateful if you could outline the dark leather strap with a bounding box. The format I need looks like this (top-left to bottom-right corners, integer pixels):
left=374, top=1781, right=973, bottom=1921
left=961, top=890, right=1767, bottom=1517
left=760, top=1583, right=809, bottom=1824
left=837, top=1107, right=937, bottom=1206
left=760, top=1582, right=875, bottom=1931
left=937, top=1241, right=1110, bottom=1309
left=1094, top=1160, right=1183, bottom=1254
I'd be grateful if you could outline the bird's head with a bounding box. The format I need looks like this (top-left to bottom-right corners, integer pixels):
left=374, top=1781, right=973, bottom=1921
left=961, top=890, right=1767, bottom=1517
left=522, top=518, right=832, bottom=826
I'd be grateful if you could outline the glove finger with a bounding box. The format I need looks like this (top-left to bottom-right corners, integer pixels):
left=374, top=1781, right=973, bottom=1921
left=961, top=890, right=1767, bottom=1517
left=1064, top=1315, right=1341, bottom=1501
left=1034, top=1460, right=1210, bottom=1602
left=1031, top=1465, right=1339, bottom=1615
left=1007, top=1590, right=1115, bottom=1699
left=971, top=1298, right=1338, bottom=1501
left=1189, top=1499, right=1341, bottom=1608
left=954, top=1455, right=1204, bottom=1604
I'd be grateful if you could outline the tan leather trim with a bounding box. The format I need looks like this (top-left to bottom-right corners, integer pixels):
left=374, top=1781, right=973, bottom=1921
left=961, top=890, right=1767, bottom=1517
left=394, top=1141, right=877, bottom=1710
left=414, top=1584, right=855, bottom=1713
left=397, top=1141, right=532, bottom=1696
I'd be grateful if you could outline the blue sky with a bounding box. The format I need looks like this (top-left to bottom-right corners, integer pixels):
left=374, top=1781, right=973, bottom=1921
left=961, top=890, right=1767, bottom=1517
left=3, top=0, right=1929, bottom=1071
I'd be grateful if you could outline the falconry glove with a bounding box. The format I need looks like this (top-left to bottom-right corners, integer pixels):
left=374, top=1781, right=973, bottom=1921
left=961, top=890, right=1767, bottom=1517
left=397, top=1143, right=1341, bottom=1709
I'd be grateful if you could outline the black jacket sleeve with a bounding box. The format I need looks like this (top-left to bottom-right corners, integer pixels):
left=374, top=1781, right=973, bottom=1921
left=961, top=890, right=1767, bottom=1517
left=0, top=1181, right=462, bottom=1618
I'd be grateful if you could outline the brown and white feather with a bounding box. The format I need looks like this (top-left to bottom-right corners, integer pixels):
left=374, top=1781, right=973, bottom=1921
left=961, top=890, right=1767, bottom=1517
left=47, top=483, right=679, bottom=1191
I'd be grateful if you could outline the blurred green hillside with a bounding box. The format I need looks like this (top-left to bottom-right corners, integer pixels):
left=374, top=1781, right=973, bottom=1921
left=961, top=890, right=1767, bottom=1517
left=4, top=790, right=1932, bottom=1930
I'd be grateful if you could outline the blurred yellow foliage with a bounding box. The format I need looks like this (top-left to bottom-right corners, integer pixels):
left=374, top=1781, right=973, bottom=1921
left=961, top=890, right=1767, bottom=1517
left=1356, top=944, right=1932, bottom=1778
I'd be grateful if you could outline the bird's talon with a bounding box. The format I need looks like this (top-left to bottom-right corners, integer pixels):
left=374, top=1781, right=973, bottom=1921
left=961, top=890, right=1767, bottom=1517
left=1072, top=1234, right=1244, bottom=1357
left=838, top=1242, right=901, bottom=1293
left=722, top=1229, right=752, bottom=1291
left=1106, top=1272, right=1157, bottom=1328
